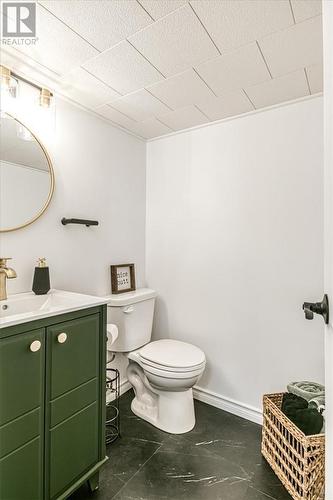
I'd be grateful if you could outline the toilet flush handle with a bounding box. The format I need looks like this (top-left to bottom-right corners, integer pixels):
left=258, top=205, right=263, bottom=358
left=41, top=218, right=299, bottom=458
left=123, top=305, right=134, bottom=314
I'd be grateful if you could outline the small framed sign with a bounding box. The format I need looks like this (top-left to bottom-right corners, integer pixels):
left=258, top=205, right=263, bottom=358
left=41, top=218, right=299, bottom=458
left=110, top=263, right=136, bottom=294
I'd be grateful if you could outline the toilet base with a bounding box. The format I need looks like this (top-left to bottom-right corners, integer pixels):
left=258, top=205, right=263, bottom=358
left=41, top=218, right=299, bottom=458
left=127, top=361, right=195, bottom=434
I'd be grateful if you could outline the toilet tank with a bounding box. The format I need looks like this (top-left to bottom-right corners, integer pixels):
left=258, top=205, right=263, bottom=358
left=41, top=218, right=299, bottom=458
left=106, top=288, right=157, bottom=352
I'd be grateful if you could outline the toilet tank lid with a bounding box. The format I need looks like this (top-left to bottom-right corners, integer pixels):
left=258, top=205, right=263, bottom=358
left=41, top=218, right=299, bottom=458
left=106, top=288, right=157, bottom=306
left=139, top=339, right=205, bottom=368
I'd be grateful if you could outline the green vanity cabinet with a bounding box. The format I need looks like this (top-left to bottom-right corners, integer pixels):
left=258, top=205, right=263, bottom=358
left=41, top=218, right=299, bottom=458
left=0, top=305, right=107, bottom=500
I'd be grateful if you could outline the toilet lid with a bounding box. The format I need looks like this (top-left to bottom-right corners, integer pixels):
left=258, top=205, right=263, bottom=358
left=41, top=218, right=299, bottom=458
left=139, top=339, right=205, bottom=369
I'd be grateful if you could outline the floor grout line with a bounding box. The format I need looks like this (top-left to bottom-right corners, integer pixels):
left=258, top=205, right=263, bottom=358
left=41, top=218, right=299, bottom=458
left=248, top=485, right=280, bottom=500
left=112, top=442, right=164, bottom=499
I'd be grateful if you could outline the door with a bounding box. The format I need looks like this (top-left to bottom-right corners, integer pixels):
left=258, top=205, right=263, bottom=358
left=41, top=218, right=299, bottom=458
left=0, top=328, right=44, bottom=500
left=46, top=314, right=100, bottom=499
left=323, top=2, right=333, bottom=498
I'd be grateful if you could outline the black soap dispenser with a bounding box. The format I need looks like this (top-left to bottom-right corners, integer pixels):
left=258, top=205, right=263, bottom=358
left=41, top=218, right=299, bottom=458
left=32, top=258, right=50, bottom=295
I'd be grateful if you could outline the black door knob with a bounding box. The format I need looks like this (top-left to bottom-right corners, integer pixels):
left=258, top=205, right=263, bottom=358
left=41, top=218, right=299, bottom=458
left=302, top=294, right=329, bottom=324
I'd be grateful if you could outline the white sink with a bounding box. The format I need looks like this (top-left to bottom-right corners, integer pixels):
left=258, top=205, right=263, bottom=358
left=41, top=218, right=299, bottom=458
left=0, top=289, right=108, bottom=328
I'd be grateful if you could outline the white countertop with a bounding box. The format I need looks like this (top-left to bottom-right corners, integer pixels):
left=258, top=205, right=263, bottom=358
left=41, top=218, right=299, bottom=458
left=0, top=289, right=108, bottom=329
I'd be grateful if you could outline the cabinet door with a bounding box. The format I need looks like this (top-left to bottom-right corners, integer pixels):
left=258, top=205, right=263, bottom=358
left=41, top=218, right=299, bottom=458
left=48, top=314, right=99, bottom=399
left=0, top=329, right=44, bottom=500
left=49, top=402, right=98, bottom=498
left=46, top=314, right=100, bottom=499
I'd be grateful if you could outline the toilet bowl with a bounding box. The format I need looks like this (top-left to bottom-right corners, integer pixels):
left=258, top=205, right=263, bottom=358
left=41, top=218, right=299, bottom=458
left=106, top=289, right=206, bottom=434
left=126, top=339, right=205, bottom=433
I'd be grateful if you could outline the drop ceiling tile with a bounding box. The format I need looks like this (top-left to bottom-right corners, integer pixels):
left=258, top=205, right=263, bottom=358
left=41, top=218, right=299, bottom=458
left=107, top=89, right=171, bottom=121
left=306, top=64, right=323, bottom=94
left=196, top=42, right=271, bottom=96
left=290, top=0, right=322, bottom=23
left=95, top=104, right=138, bottom=129
left=128, top=4, right=219, bottom=77
left=82, top=41, right=163, bottom=94
left=59, top=68, right=120, bottom=108
left=11, top=4, right=98, bottom=76
left=147, top=68, right=215, bottom=109
left=160, top=105, right=208, bottom=130
left=139, top=0, right=187, bottom=20
left=39, top=1, right=152, bottom=51
left=196, top=90, right=253, bottom=121
left=259, top=16, right=323, bottom=77
left=245, top=69, right=309, bottom=108
left=126, top=118, right=173, bottom=139
left=107, top=97, right=150, bottom=121
left=190, top=0, right=293, bottom=53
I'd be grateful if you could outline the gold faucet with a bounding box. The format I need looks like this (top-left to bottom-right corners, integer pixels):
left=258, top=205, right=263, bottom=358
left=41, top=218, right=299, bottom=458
left=0, top=258, right=17, bottom=301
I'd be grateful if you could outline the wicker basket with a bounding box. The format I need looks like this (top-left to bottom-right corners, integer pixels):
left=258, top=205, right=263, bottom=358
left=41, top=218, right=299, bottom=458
left=261, top=393, right=325, bottom=500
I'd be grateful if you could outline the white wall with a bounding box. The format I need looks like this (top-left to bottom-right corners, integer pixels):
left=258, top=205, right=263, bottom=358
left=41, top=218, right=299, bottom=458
left=146, top=97, right=325, bottom=412
left=0, top=97, right=146, bottom=383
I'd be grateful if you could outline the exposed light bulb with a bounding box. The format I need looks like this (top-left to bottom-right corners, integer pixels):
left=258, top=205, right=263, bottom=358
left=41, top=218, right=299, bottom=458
left=0, top=66, right=18, bottom=98
left=39, top=88, right=52, bottom=108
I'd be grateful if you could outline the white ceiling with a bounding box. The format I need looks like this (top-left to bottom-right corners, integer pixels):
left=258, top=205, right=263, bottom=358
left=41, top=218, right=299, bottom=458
left=1, top=0, right=323, bottom=140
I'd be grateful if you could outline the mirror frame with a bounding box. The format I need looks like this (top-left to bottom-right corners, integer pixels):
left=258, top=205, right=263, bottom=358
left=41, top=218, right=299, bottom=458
left=0, top=113, right=55, bottom=233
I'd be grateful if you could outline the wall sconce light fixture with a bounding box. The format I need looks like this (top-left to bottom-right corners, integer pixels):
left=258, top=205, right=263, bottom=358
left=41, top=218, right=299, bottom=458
left=0, top=65, right=53, bottom=108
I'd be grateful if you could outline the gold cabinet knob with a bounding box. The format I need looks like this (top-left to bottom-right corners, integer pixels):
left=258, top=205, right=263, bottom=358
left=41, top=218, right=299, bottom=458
left=30, top=340, right=41, bottom=352
left=57, top=332, right=67, bottom=344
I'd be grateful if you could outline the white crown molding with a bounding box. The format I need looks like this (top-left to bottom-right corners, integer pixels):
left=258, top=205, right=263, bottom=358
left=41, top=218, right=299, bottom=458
left=147, top=93, right=323, bottom=143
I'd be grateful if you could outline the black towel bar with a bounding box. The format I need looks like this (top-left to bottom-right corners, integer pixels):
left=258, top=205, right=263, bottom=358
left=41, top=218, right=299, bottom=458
left=61, top=218, right=99, bottom=227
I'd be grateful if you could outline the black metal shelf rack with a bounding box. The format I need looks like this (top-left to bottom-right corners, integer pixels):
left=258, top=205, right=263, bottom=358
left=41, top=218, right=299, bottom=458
left=106, top=368, right=120, bottom=444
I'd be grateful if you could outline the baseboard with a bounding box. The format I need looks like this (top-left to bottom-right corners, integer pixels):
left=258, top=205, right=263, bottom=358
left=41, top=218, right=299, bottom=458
left=193, top=386, right=263, bottom=425
left=118, top=378, right=262, bottom=425
left=120, top=379, right=132, bottom=395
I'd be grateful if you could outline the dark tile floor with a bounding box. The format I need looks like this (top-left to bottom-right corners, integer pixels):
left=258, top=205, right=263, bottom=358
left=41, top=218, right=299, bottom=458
left=72, top=390, right=291, bottom=500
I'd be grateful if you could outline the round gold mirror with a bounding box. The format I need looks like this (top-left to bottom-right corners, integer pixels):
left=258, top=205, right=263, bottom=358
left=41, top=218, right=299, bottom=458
left=0, top=113, right=54, bottom=232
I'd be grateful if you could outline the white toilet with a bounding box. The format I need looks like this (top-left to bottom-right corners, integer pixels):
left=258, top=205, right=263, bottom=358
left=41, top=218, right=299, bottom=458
left=107, top=288, right=206, bottom=434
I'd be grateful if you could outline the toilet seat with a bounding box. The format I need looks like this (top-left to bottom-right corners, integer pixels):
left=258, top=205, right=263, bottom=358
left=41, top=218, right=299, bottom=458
left=140, top=357, right=206, bottom=374
left=139, top=339, right=205, bottom=370
left=141, top=361, right=205, bottom=379
left=128, top=339, right=206, bottom=380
